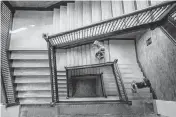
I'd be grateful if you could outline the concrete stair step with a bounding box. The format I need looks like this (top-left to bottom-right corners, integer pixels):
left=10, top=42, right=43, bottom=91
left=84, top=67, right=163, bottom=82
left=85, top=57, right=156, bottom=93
left=16, top=83, right=51, bottom=91
left=120, top=70, right=144, bottom=76
left=58, top=80, right=66, bottom=84
left=18, top=91, right=51, bottom=98
left=128, top=93, right=152, bottom=100
left=58, top=84, right=67, bottom=88
left=123, top=77, right=144, bottom=83
left=15, top=76, right=50, bottom=83
left=126, top=87, right=150, bottom=93
left=121, top=73, right=144, bottom=78
left=118, top=64, right=140, bottom=69
left=14, top=68, right=50, bottom=76
left=57, top=76, right=67, bottom=80
left=10, top=50, right=48, bottom=60
left=57, top=71, right=66, bottom=76
left=12, top=59, right=49, bottom=68
left=59, top=92, right=67, bottom=96
left=19, top=97, right=51, bottom=104
left=58, top=88, right=67, bottom=92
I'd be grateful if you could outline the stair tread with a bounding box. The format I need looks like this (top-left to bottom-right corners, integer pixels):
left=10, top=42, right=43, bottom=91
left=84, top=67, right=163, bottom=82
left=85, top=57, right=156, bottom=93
left=19, top=98, right=51, bottom=104
left=16, top=84, right=51, bottom=91
left=12, top=60, right=49, bottom=68
left=59, top=96, right=120, bottom=102
left=15, top=77, right=50, bottom=83
left=10, top=51, right=48, bottom=60
left=18, top=91, right=51, bottom=98
left=14, top=68, right=50, bottom=76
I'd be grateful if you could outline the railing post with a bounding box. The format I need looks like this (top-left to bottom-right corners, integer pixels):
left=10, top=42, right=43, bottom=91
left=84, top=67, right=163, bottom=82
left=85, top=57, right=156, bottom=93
left=113, top=59, right=129, bottom=103
left=100, top=73, right=107, bottom=98
left=43, top=34, right=58, bottom=104
left=111, top=61, right=122, bottom=100
left=53, top=47, right=59, bottom=102
left=65, top=68, right=69, bottom=99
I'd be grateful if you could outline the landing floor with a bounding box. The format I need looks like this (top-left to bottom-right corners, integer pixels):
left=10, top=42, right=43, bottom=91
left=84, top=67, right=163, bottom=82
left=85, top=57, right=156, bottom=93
left=59, top=96, right=120, bottom=102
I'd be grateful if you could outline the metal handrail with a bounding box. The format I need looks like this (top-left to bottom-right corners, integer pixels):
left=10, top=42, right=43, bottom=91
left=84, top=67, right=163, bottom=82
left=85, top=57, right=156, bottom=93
left=112, top=59, right=129, bottom=103
left=45, top=1, right=175, bottom=48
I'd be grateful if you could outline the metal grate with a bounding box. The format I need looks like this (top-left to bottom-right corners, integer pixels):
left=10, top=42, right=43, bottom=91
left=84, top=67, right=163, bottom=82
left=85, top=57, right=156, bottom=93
left=1, top=2, right=17, bottom=105
left=46, top=2, right=175, bottom=48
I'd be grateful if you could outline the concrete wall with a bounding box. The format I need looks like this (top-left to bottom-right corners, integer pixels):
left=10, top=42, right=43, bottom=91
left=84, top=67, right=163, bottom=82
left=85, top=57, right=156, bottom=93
left=1, top=105, right=20, bottom=117
left=136, top=28, right=176, bottom=101
left=109, top=40, right=137, bottom=64
left=153, top=100, right=176, bottom=117
left=9, top=10, right=53, bottom=50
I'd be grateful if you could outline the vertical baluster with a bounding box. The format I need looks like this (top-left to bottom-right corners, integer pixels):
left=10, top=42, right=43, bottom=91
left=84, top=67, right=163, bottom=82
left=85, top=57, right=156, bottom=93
left=99, top=24, right=104, bottom=35
left=71, top=33, right=74, bottom=41
left=143, top=10, right=152, bottom=23
left=128, top=15, right=137, bottom=27
left=53, top=38, right=57, bottom=45
left=60, top=36, right=63, bottom=44
left=107, top=21, right=113, bottom=33
left=79, top=30, right=81, bottom=40
left=90, top=27, right=94, bottom=37
left=68, top=33, right=71, bottom=42
left=102, top=23, right=107, bottom=34
left=75, top=31, right=78, bottom=40
left=55, top=37, right=60, bottom=45
left=125, top=16, right=133, bottom=27
left=118, top=18, right=125, bottom=30
left=88, top=28, right=91, bottom=37
left=140, top=11, right=150, bottom=24
left=131, top=15, right=139, bottom=27
left=97, top=25, right=101, bottom=35
left=155, top=7, right=168, bottom=20
left=83, top=29, right=85, bottom=38
left=109, top=20, right=116, bottom=32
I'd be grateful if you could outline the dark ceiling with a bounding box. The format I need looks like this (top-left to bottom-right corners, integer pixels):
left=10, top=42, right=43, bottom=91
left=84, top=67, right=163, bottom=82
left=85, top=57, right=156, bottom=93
left=8, top=1, right=75, bottom=10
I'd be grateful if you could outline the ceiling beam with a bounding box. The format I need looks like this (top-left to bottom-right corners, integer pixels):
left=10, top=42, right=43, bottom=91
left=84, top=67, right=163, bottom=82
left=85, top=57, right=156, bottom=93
left=3, top=1, right=15, bottom=13
left=46, top=1, right=74, bottom=9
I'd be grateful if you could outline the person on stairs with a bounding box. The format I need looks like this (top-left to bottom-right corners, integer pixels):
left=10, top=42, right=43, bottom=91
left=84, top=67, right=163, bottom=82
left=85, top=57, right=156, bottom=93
left=92, top=40, right=105, bottom=60
left=131, top=78, right=151, bottom=93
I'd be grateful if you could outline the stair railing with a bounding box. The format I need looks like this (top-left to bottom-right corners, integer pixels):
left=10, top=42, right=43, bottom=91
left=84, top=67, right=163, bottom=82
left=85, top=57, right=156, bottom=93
left=112, top=59, right=130, bottom=104
left=45, top=1, right=175, bottom=49
left=44, top=34, right=59, bottom=104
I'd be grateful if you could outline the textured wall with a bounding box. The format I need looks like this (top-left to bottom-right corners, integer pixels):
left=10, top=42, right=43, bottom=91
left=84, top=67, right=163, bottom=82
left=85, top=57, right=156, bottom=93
left=10, top=10, right=53, bottom=50
left=136, top=28, right=176, bottom=101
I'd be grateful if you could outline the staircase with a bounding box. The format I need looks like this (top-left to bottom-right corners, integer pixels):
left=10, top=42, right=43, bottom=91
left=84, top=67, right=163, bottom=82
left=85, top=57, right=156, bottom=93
left=10, top=50, right=52, bottom=104
left=8, top=1, right=170, bottom=116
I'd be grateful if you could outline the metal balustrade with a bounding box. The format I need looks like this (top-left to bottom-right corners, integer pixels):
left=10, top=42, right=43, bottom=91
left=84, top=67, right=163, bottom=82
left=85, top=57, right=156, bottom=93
left=112, top=59, right=129, bottom=103
left=1, top=2, right=17, bottom=106
left=65, top=60, right=131, bottom=104
left=45, top=1, right=176, bottom=49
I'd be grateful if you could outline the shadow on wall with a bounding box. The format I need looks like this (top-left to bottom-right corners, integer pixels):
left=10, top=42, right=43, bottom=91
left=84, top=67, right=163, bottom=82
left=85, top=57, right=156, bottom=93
left=136, top=28, right=176, bottom=101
